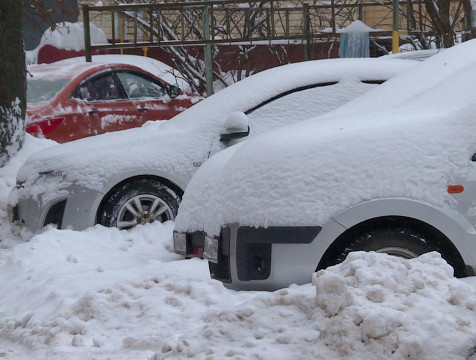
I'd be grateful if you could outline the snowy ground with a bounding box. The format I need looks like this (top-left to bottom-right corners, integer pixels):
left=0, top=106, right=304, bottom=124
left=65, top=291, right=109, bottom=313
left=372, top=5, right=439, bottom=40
left=2, top=136, right=476, bottom=359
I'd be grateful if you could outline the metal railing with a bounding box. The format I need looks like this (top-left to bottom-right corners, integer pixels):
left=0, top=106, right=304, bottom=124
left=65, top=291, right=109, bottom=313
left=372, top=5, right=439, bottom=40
left=82, top=0, right=426, bottom=94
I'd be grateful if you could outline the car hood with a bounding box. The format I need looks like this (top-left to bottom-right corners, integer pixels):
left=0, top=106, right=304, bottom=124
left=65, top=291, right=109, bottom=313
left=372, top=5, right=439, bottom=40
left=175, top=40, right=476, bottom=236
left=17, top=120, right=216, bottom=191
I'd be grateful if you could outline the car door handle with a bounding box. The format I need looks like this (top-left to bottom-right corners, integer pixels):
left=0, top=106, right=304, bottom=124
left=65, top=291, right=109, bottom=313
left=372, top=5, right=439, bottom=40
left=138, top=107, right=149, bottom=112
left=88, top=109, right=100, bottom=114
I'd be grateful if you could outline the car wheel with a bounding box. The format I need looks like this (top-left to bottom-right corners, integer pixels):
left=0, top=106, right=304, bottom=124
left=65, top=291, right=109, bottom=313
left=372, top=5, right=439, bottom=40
left=336, top=225, right=439, bottom=263
left=324, top=220, right=467, bottom=277
left=98, top=179, right=180, bottom=230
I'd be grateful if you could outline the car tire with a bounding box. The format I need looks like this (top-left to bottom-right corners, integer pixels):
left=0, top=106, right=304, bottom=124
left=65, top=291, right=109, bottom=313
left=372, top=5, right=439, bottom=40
left=98, top=179, right=180, bottom=230
left=336, top=225, right=439, bottom=262
left=327, top=221, right=466, bottom=277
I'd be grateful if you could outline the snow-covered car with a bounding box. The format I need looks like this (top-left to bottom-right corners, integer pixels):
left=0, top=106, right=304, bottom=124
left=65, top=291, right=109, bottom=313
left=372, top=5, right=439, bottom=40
left=173, top=40, right=476, bottom=291
left=55, top=54, right=190, bottom=92
left=10, top=58, right=415, bottom=236
left=26, top=62, right=200, bottom=143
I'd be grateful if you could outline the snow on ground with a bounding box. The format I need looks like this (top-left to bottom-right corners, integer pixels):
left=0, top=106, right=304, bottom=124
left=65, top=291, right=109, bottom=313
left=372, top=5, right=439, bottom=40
left=2, top=138, right=476, bottom=359
left=0, top=135, right=56, bottom=243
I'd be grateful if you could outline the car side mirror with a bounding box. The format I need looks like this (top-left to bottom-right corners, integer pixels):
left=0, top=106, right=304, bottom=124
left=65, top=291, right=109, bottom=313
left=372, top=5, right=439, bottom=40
left=220, top=111, right=250, bottom=142
left=167, top=85, right=181, bottom=98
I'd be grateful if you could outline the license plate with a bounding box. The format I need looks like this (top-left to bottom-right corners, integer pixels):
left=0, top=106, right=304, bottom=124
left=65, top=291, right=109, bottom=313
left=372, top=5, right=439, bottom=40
left=173, top=232, right=187, bottom=256
left=203, top=236, right=219, bottom=263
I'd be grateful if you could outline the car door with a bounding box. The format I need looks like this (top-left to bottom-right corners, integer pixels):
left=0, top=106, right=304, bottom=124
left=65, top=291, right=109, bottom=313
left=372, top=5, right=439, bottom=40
left=114, top=70, right=184, bottom=123
left=72, top=71, right=140, bottom=139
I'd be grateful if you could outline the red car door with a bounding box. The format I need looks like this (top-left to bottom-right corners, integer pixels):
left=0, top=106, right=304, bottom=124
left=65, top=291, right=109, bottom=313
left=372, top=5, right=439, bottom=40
left=114, top=70, right=186, bottom=123
left=72, top=71, right=142, bottom=139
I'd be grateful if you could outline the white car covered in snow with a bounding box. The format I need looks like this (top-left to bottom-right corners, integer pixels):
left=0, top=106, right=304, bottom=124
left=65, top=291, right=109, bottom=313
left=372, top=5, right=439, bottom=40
left=10, top=58, right=414, bottom=235
left=173, top=40, right=476, bottom=290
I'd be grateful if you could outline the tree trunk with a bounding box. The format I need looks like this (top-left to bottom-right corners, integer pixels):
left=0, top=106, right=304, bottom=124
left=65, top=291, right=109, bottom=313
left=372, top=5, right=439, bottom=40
left=0, top=0, right=26, bottom=167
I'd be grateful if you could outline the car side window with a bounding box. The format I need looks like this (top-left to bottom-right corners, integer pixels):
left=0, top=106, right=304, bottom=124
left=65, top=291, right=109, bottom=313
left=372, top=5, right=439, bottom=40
left=245, top=80, right=382, bottom=137
left=76, top=73, right=124, bottom=102
left=116, top=71, right=167, bottom=99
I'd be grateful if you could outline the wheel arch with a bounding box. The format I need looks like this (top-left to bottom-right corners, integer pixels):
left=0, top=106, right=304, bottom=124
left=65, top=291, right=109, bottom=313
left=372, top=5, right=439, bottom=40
left=316, top=198, right=474, bottom=277
left=317, top=215, right=467, bottom=276
left=95, top=174, right=185, bottom=225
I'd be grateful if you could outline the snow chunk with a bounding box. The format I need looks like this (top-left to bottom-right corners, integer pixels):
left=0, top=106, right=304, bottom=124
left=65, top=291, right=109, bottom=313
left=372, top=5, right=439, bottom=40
left=313, top=272, right=353, bottom=316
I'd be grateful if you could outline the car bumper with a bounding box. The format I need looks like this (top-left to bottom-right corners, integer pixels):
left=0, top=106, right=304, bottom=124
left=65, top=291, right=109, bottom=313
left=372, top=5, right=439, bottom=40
left=10, top=183, right=104, bottom=235
left=207, top=224, right=325, bottom=291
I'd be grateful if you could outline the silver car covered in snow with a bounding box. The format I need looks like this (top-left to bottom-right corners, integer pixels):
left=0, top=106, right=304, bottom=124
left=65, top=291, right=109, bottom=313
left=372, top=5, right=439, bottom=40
left=174, top=40, right=476, bottom=290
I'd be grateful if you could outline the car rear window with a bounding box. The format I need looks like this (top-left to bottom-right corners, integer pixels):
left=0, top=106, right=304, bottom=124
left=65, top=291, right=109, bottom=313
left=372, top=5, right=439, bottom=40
left=27, top=78, right=69, bottom=104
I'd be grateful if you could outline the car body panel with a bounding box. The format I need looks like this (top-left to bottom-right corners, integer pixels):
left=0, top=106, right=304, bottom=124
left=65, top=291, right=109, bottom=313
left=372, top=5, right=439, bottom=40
left=219, top=197, right=476, bottom=291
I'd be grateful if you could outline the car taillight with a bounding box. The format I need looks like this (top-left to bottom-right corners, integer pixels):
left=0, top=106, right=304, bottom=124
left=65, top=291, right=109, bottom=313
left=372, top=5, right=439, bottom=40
left=26, top=117, right=64, bottom=136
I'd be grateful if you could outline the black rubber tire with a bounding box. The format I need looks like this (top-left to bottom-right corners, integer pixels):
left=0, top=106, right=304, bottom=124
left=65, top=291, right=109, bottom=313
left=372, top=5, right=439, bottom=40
left=98, top=178, right=180, bottom=228
left=324, top=220, right=469, bottom=277
left=334, top=225, right=442, bottom=265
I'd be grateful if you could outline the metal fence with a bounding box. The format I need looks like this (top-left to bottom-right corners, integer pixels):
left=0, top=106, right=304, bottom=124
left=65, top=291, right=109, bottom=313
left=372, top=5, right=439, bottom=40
left=81, top=0, right=443, bottom=94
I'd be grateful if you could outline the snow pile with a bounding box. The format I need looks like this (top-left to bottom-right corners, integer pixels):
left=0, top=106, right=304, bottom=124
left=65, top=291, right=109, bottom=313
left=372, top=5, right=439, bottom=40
left=312, top=252, right=476, bottom=359
left=0, top=222, right=249, bottom=359
left=39, top=22, right=107, bottom=52
left=145, top=252, right=476, bottom=360
left=0, top=135, right=56, bottom=242
left=2, top=223, right=476, bottom=360
left=26, top=22, right=108, bottom=65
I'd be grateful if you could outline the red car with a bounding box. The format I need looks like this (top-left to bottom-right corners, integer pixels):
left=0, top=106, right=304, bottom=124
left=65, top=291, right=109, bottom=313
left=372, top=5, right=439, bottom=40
left=26, top=62, right=201, bottom=143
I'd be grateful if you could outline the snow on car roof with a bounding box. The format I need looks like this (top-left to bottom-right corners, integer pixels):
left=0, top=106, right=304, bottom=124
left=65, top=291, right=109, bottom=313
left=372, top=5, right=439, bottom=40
left=17, top=58, right=415, bottom=190
left=28, top=62, right=114, bottom=80
left=56, top=54, right=188, bottom=89
left=175, top=39, right=476, bottom=236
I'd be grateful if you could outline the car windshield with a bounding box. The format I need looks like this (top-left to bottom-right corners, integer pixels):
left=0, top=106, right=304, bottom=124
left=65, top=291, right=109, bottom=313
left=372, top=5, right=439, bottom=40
left=27, top=78, right=69, bottom=103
